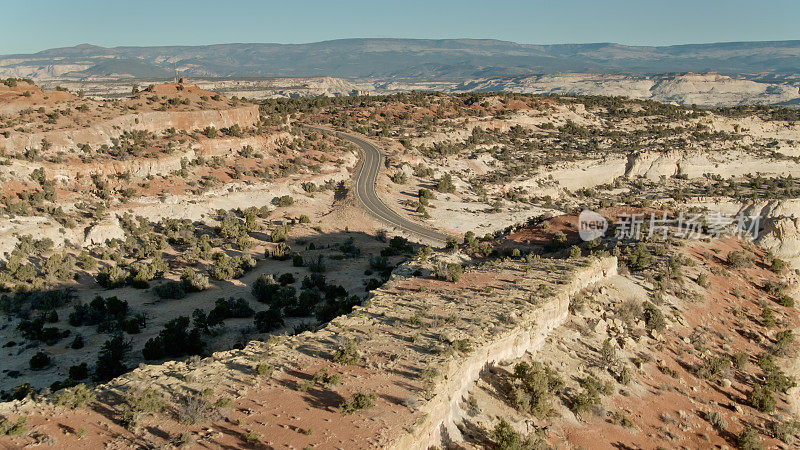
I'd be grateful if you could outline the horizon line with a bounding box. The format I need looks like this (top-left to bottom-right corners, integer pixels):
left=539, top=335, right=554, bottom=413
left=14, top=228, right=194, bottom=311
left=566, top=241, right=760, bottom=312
left=7, top=36, right=800, bottom=56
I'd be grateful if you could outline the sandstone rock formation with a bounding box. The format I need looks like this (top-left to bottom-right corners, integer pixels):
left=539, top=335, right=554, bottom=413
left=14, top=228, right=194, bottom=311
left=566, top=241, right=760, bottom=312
left=457, top=73, right=800, bottom=107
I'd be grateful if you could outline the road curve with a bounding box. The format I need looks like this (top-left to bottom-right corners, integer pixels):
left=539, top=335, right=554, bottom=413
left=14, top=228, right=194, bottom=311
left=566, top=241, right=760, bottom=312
left=302, top=125, right=449, bottom=246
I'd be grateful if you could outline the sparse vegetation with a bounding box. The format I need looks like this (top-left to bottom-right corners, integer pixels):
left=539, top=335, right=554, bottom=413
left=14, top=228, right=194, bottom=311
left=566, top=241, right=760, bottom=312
left=53, top=384, right=95, bottom=409
left=706, top=410, right=728, bottom=432
left=338, top=392, right=376, bottom=413
left=508, top=361, right=564, bottom=418
left=0, top=416, right=28, bottom=436
left=332, top=340, right=361, bottom=365
left=642, top=301, right=666, bottom=331
left=736, top=426, right=762, bottom=450
left=4, top=84, right=800, bottom=448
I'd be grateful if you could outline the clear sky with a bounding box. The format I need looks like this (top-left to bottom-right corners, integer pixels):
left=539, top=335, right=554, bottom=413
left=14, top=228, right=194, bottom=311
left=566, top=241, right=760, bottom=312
left=3, top=0, right=798, bottom=54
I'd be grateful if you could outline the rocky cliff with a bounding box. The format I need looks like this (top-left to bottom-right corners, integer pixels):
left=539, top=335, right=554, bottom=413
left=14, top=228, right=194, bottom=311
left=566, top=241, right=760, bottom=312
left=0, top=254, right=617, bottom=449
left=457, top=73, right=800, bottom=107
left=396, top=256, right=617, bottom=448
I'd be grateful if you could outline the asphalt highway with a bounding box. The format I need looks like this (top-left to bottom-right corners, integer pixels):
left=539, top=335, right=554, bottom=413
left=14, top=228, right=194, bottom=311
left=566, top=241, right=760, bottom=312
left=302, top=125, right=449, bottom=246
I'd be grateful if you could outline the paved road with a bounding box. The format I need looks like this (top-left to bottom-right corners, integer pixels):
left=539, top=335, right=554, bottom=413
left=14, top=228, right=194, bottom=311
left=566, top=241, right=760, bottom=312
left=302, top=125, right=449, bottom=246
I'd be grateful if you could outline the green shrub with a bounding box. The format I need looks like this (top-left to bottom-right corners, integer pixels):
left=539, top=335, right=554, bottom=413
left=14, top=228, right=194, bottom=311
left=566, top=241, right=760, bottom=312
left=153, top=281, right=186, bottom=300
left=274, top=195, right=294, bottom=207
left=418, top=188, right=435, bottom=200
left=254, top=307, right=284, bottom=332
left=172, top=432, right=195, bottom=448
left=757, top=354, right=796, bottom=393
left=9, top=383, right=36, bottom=401
left=600, top=339, right=617, bottom=368
left=769, top=257, right=787, bottom=274
left=747, top=384, right=776, bottom=413
left=617, top=365, right=632, bottom=385
left=271, top=224, right=290, bottom=242
left=416, top=246, right=432, bottom=261
left=698, top=355, right=731, bottom=380
left=509, top=362, right=564, bottom=418
left=66, top=331, right=83, bottom=349
left=770, top=419, right=800, bottom=445
left=732, top=352, right=748, bottom=370
left=244, top=430, right=261, bottom=444
left=776, top=295, right=795, bottom=308
left=209, top=253, right=255, bottom=280
left=391, top=171, right=407, bottom=184
left=307, top=255, right=326, bottom=273
left=571, top=375, right=611, bottom=416
left=0, top=416, right=28, bottom=436
left=490, top=418, right=547, bottom=449
left=381, top=236, right=413, bottom=256
left=736, top=426, right=762, bottom=450
left=546, top=231, right=567, bottom=252
left=96, top=265, right=130, bottom=288
left=491, top=419, right=524, bottom=450
left=332, top=340, right=360, bottom=365
left=53, top=384, right=95, bottom=409
left=202, top=126, right=218, bottom=138
left=180, top=269, right=210, bottom=292
left=142, top=316, right=203, bottom=360
left=435, top=262, right=463, bottom=282
left=277, top=273, right=296, bottom=285
left=338, top=392, right=376, bottom=413
left=763, top=280, right=787, bottom=296
left=774, top=330, right=795, bottom=356
left=69, top=295, right=130, bottom=332
left=251, top=274, right=296, bottom=307
left=29, top=351, right=51, bottom=370
left=706, top=410, right=728, bottom=431
left=642, top=301, right=666, bottom=331
left=292, top=253, right=304, bottom=267
left=67, top=362, right=89, bottom=380
left=271, top=242, right=292, bottom=260
left=727, top=251, right=749, bottom=269
left=16, top=314, right=65, bottom=343
left=201, top=297, right=254, bottom=327
left=255, top=363, right=273, bottom=377
left=627, top=243, right=654, bottom=271
left=214, top=397, right=234, bottom=409
left=94, top=333, right=130, bottom=381
left=761, top=305, right=775, bottom=328
left=312, top=368, right=340, bottom=387
left=314, top=294, right=360, bottom=323
left=126, top=388, right=165, bottom=414
left=435, top=173, right=455, bottom=193
left=120, top=387, right=164, bottom=430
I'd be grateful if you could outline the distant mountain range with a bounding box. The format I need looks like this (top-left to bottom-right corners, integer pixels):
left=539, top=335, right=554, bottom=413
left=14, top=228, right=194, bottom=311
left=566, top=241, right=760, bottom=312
left=2, top=39, right=800, bottom=81
left=3, top=39, right=800, bottom=107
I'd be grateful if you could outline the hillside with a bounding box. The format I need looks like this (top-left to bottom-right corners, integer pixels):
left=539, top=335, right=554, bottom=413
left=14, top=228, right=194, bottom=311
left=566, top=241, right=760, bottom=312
left=4, top=39, right=800, bottom=80
left=4, top=39, right=800, bottom=107
left=456, top=73, right=800, bottom=107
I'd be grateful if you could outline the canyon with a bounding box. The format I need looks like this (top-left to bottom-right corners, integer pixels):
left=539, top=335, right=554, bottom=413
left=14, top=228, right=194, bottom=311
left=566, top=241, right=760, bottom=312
left=0, top=80, right=798, bottom=448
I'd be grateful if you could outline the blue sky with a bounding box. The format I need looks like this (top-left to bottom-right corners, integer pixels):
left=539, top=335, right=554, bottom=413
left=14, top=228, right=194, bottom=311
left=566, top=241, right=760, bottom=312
left=3, top=0, right=798, bottom=54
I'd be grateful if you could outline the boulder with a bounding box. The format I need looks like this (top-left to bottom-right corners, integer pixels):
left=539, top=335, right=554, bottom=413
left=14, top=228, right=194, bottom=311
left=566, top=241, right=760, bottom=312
left=84, top=215, right=125, bottom=247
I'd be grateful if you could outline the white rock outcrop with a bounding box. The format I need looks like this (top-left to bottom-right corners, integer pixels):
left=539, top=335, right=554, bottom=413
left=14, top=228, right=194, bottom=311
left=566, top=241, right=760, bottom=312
left=83, top=215, right=126, bottom=246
